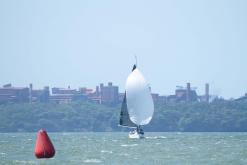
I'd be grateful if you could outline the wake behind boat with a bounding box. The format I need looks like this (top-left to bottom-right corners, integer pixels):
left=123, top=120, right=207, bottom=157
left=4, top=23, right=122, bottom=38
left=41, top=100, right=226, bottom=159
left=119, top=63, right=154, bottom=139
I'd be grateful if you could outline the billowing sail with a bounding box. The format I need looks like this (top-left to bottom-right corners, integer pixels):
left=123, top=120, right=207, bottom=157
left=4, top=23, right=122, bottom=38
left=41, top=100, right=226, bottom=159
left=119, top=92, right=137, bottom=128
left=126, top=68, right=154, bottom=125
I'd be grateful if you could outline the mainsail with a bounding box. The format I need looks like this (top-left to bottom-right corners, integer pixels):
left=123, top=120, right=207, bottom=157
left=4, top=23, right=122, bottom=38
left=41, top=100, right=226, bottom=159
left=119, top=92, right=137, bottom=128
left=125, top=68, right=154, bottom=126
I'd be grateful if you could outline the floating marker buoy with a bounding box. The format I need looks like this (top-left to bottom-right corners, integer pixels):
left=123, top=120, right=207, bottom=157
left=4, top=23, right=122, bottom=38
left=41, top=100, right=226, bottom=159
left=34, top=129, right=55, bottom=159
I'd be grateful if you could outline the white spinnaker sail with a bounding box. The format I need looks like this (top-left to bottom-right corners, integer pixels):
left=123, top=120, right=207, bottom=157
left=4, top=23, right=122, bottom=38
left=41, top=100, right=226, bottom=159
left=125, top=68, right=154, bottom=125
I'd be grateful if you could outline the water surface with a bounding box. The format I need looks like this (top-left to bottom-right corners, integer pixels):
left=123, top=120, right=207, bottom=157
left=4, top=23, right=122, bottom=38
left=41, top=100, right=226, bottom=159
left=1, top=132, right=247, bottom=164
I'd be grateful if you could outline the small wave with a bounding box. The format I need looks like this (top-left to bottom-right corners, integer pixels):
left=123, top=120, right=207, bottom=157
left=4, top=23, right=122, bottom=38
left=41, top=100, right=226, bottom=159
left=119, top=153, right=129, bottom=156
left=215, top=141, right=221, bottom=144
left=121, top=144, right=138, bottom=147
left=101, top=150, right=113, bottom=154
left=14, top=160, right=35, bottom=164
left=83, top=159, right=102, bottom=163
left=146, top=136, right=167, bottom=139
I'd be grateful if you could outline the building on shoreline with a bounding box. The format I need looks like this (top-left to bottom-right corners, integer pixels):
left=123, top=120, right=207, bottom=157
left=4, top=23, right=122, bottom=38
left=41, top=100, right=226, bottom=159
left=0, top=82, right=215, bottom=104
left=0, top=84, right=29, bottom=103
left=99, top=82, right=119, bottom=105
left=164, top=83, right=212, bottom=103
left=29, top=84, right=50, bottom=103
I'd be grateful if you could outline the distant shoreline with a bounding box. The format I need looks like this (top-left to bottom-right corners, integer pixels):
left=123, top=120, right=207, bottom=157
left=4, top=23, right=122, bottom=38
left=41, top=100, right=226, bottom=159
left=1, top=100, right=247, bottom=132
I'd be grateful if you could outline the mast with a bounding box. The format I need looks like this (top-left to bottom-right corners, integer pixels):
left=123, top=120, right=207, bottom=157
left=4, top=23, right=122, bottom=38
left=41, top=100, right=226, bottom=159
left=119, top=60, right=138, bottom=128
left=135, top=55, right=137, bottom=67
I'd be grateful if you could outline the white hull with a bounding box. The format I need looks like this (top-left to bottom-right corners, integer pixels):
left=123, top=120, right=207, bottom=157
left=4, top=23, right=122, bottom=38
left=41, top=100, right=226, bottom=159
left=129, top=131, right=144, bottom=139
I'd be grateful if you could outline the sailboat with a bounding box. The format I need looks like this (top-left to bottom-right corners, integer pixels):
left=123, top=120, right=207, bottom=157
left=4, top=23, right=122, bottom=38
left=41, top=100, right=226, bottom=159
left=119, top=63, right=154, bottom=139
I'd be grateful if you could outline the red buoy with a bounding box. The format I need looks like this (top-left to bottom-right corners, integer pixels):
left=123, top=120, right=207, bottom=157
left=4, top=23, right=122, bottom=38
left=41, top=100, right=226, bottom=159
left=34, top=129, right=55, bottom=159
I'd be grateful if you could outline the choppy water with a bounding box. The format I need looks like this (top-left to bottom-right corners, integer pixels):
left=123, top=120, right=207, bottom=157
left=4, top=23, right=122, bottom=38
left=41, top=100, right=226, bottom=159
left=1, top=132, right=247, bottom=164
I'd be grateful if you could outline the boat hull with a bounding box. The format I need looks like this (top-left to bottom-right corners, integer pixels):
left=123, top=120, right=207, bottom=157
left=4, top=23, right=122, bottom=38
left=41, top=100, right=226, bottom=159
left=129, top=131, right=144, bottom=139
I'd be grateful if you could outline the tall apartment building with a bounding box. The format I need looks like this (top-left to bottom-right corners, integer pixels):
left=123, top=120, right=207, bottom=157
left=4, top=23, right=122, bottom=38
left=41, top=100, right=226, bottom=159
left=99, top=82, right=119, bottom=105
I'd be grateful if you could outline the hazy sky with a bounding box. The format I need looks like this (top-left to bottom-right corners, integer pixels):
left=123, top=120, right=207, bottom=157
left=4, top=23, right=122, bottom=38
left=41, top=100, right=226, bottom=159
left=0, top=0, right=247, bottom=98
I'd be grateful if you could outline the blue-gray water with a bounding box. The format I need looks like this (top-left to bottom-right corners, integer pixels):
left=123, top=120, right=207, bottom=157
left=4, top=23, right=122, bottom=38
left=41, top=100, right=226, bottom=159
left=1, top=132, right=247, bottom=165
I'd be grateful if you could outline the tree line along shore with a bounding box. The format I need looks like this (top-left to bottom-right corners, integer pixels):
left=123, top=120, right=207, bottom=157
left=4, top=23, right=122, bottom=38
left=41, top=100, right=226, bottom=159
left=0, top=100, right=247, bottom=132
